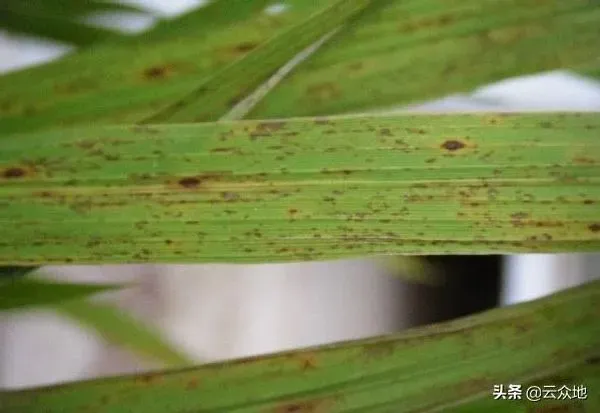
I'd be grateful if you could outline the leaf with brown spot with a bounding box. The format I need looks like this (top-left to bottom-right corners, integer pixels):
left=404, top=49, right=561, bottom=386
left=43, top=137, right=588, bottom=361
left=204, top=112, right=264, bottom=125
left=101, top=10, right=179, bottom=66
left=2, top=281, right=597, bottom=412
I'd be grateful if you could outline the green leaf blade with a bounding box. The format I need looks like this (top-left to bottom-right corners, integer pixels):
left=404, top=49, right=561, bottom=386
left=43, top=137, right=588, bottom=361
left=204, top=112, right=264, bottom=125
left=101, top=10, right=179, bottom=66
left=0, top=0, right=344, bottom=135
left=144, top=0, right=376, bottom=123
left=0, top=113, right=598, bottom=264
left=55, top=300, right=191, bottom=367
left=2, top=279, right=598, bottom=412
left=0, top=277, right=121, bottom=310
left=248, top=0, right=600, bottom=118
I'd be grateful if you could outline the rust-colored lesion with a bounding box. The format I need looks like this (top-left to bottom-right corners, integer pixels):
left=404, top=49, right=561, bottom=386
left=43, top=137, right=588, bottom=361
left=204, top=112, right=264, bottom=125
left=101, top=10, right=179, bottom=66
left=136, top=372, right=162, bottom=385
left=294, top=352, right=318, bottom=371
left=142, top=64, right=174, bottom=80
left=170, top=172, right=231, bottom=190
left=249, top=121, right=287, bottom=139
left=232, top=41, right=259, bottom=54
left=272, top=396, right=338, bottom=413
left=2, top=167, right=26, bottom=179
left=185, top=377, right=200, bottom=390
left=406, top=127, right=426, bottom=134
left=441, top=139, right=466, bottom=151
left=2, top=165, right=36, bottom=179
left=398, top=13, right=455, bottom=33
left=588, top=223, right=600, bottom=233
left=572, top=156, right=596, bottom=165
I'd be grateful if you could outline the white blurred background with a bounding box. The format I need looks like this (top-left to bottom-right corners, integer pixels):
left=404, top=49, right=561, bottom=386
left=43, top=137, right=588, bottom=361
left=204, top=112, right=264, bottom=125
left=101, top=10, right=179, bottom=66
left=1, top=0, right=598, bottom=390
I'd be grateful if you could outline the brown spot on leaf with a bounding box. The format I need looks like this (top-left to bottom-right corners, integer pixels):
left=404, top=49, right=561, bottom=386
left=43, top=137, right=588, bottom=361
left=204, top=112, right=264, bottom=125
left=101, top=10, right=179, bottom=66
left=143, top=65, right=171, bottom=80
left=234, top=42, right=258, bottom=53
left=406, top=128, right=426, bottom=134
left=137, top=373, right=160, bottom=385
left=257, top=121, right=285, bottom=133
left=296, top=353, right=318, bottom=371
left=573, top=156, right=596, bottom=165
left=179, top=177, right=200, bottom=188
left=442, top=139, right=465, bottom=151
left=186, top=377, right=199, bottom=390
left=273, top=397, right=337, bottom=413
left=588, top=223, right=600, bottom=232
left=3, top=167, right=26, bottom=179
left=210, top=147, right=237, bottom=154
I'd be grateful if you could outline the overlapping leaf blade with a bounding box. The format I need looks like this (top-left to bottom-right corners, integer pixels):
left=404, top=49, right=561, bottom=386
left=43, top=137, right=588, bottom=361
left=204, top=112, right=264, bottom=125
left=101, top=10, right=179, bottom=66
left=3, top=0, right=599, bottom=135
left=0, top=276, right=121, bottom=310
left=248, top=0, right=600, bottom=118
left=56, top=299, right=191, bottom=366
left=0, top=0, right=344, bottom=135
left=2, top=279, right=597, bottom=412
left=144, top=0, right=374, bottom=123
left=1, top=113, right=598, bottom=265
left=0, top=0, right=147, bottom=47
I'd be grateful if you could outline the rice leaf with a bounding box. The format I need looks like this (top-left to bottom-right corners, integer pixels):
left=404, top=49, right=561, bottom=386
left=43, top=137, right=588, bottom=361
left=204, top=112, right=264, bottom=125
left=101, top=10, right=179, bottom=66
left=1, top=113, right=598, bottom=264
left=55, top=299, right=192, bottom=367
left=2, top=279, right=597, bottom=412
left=0, top=277, right=121, bottom=310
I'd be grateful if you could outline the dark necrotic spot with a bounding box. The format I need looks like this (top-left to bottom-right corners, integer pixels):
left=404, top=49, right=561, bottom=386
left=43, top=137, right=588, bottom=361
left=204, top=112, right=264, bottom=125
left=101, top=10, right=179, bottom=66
left=442, top=140, right=465, bottom=151
left=234, top=42, right=258, bottom=53
left=3, top=167, right=26, bottom=178
left=179, top=177, right=200, bottom=188
left=143, top=66, right=170, bottom=80
left=588, top=223, right=600, bottom=232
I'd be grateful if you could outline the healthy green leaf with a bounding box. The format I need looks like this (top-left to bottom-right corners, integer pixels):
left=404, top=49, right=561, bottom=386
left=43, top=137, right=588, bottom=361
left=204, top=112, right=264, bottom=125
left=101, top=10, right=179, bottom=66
left=1, top=113, right=598, bottom=265
left=0, top=277, right=121, bottom=310
left=248, top=0, right=600, bottom=118
left=0, top=0, right=343, bottom=135
left=143, top=0, right=375, bottom=123
left=2, top=279, right=597, bottom=412
left=55, top=299, right=191, bottom=367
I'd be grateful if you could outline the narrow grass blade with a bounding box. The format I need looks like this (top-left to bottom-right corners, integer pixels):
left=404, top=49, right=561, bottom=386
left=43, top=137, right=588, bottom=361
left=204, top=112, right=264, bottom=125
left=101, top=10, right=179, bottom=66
left=0, top=113, right=598, bottom=265
left=2, top=279, right=597, bottom=412
left=248, top=0, right=600, bottom=118
left=0, top=0, right=146, bottom=47
left=54, top=300, right=191, bottom=367
left=0, top=266, right=36, bottom=279
left=143, top=0, right=374, bottom=123
left=0, top=1, right=342, bottom=135
left=0, top=277, right=121, bottom=310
